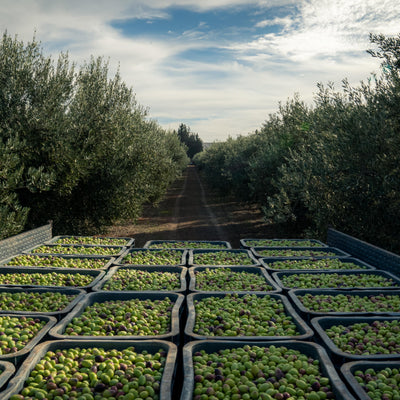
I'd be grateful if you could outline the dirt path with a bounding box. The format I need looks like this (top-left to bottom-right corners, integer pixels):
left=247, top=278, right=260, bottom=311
left=172, top=165, right=227, bottom=241
left=106, top=165, right=289, bottom=248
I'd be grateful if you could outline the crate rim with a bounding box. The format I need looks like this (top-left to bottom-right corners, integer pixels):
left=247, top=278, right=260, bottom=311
left=48, top=291, right=185, bottom=342
left=273, top=269, right=400, bottom=291
left=92, top=264, right=188, bottom=292
left=341, top=360, right=400, bottom=400
left=188, top=265, right=281, bottom=293
left=23, top=243, right=126, bottom=257
left=0, top=361, right=15, bottom=392
left=144, top=239, right=232, bottom=249
left=311, top=315, right=400, bottom=361
left=0, top=314, right=56, bottom=366
left=240, top=238, right=328, bottom=248
left=1, top=253, right=116, bottom=271
left=1, top=339, right=177, bottom=400
left=0, top=287, right=86, bottom=318
left=45, top=235, right=134, bottom=247
left=0, top=266, right=105, bottom=290
left=288, top=288, right=400, bottom=319
left=184, top=292, right=314, bottom=341
left=260, top=256, right=376, bottom=273
left=180, top=339, right=356, bottom=400
left=251, top=246, right=350, bottom=259
left=114, top=248, right=188, bottom=267
left=188, top=248, right=260, bottom=267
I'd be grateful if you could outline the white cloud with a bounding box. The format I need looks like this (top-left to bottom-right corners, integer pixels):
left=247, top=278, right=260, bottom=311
left=0, top=0, right=398, bottom=142
left=239, top=0, right=400, bottom=63
left=255, top=17, right=293, bottom=29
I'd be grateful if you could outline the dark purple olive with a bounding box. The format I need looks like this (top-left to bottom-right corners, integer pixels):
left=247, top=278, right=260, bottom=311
left=94, top=383, right=106, bottom=392
left=311, top=381, right=320, bottom=391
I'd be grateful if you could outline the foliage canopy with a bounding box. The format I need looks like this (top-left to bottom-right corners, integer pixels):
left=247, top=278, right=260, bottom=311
left=194, top=33, right=400, bottom=253
left=0, top=32, right=189, bottom=238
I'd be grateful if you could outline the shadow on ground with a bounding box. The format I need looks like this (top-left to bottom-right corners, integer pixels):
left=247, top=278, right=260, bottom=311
left=107, top=165, right=301, bottom=248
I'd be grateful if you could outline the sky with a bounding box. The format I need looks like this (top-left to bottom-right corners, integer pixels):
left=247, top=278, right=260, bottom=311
left=1, top=1, right=400, bottom=142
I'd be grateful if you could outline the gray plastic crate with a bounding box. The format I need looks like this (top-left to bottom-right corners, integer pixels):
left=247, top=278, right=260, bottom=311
left=188, top=265, right=281, bottom=293
left=49, top=291, right=184, bottom=344
left=311, top=316, right=400, bottom=364
left=288, top=289, right=400, bottom=321
left=0, top=266, right=105, bottom=290
left=144, top=240, right=232, bottom=249
left=240, top=238, right=328, bottom=249
left=251, top=246, right=350, bottom=259
left=0, top=287, right=86, bottom=320
left=181, top=340, right=356, bottom=400
left=0, top=361, right=15, bottom=393
left=188, top=248, right=259, bottom=267
left=46, top=235, right=134, bottom=247
left=260, top=257, right=376, bottom=273
left=328, top=228, right=400, bottom=278
left=115, top=248, right=188, bottom=267
left=1, top=253, right=115, bottom=271
left=1, top=339, right=177, bottom=400
left=0, top=224, right=52, bottom=263
left=24, top=243, right=126, bottom=257
left=93, top=265, right=188, bottom=292
left=341, top=360, right=400, bottom=400
left=273, top=269, right=400, bottom=291
left=0, top=314, right=56, bottom=366
left=185, top=292, right=313, bottom=341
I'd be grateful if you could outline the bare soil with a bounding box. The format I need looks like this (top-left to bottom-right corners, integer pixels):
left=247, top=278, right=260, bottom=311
left=106, top=165, right=297, bottom=248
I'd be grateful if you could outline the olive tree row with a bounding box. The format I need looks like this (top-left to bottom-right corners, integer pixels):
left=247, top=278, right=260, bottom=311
left=194, top=33, right=400, bottom=253
left=0, top=32, right=189, bottom=238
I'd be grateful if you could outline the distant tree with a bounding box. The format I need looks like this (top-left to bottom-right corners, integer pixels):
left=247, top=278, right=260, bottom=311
left=176, top=123, right=203, bottom=159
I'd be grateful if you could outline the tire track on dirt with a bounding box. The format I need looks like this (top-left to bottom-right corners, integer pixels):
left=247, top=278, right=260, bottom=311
left=106, top=164, right=280, bottom=247
left=170, top=165, right=189, bottom=240
left=173, top=165, right=227, bottom=241
left=192, top=166, right=226, bottom=240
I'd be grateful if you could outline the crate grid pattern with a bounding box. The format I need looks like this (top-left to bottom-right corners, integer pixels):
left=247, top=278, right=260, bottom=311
left=0, top=224, right=52, bottom=262
left=327, top=228, right=400, bottom=276
left=1, top=225, right=400, bottom=399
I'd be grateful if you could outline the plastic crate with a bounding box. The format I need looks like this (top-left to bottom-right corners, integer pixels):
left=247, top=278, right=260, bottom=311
left=0, top=361, right=15, bottom=393
left=188, top=265, right=281, bottom=293
left=341, top=360, right=400, bottom=400
left=0, top=314, right=56, bottom=366
left=0, top=266, right=105, bottom=290
left=185, top=292, right=313, bottom=341
left=115, top=248, right=188, bottom=266
left=0, top=287, right=86, bottom=320
left=240, top=238, right=328, bottom=249
left=251, top=246, right=350, bottom=259
left=45, top=235, right=134, bottom=247
left=24, top=243, right=126, bottom=257
left=1, top=253, right=115, bottom=271
left=311, top=316, right=400, bottom=364
left=260, top=257, right=376, bottom=273
left=92, top=265, right=188, bottom=293
left=188, top=248, right=259, bottom=267
left=49, top=291, right=184, bottom=344
left=144, top=240, right=232, bottom=249
left=272, top=269, right=400, bottom=292
left=328, top=227, right=400, bottom=278
left=288, top=289, right=400, bottom=322
left=181, top=340, right=356, bottom=400
left=1, top=339, right=177, bottom=400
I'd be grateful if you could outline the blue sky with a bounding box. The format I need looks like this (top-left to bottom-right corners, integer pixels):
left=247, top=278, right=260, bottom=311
left=1, top=0, right=400, bottom=141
